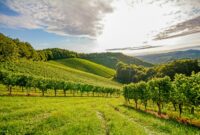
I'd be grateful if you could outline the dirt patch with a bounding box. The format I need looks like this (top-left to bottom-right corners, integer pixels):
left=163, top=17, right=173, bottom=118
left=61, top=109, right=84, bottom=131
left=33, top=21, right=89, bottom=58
left=146, top=110, right=169, bottom=119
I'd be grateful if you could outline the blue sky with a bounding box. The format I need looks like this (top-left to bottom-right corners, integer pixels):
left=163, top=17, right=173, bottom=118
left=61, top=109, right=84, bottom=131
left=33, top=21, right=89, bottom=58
left=0, top=0, right=200, bottom=55
left=0, top=27, right=94, bottom=51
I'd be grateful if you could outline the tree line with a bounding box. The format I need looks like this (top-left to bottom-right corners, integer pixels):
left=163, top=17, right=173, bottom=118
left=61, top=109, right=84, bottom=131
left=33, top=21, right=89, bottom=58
left=116, top=59, right=200, bottom=83
left=0, top=33, right=78, bottom=62
left=0, top=70, right=120, bottom=97
left=123, top=73, right=200, bottom=117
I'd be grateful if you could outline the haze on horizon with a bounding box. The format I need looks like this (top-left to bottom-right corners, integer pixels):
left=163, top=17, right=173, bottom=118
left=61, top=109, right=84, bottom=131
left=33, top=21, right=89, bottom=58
left=0, top=0, right=200, bottom=55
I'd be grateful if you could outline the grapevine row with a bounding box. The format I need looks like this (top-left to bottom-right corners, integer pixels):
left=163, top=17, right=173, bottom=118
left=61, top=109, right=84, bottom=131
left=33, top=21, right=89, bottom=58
left=123, top=73, right=200, bottom=116
left=0, top=70, right=120, bottom=97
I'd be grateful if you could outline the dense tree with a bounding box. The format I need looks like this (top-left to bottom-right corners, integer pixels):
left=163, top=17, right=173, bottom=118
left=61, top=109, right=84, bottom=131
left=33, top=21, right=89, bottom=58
left=115, top=59, right=200, bottom=84
left=41, top=48, right=78, bottom=60
left=156, top=59, right=200, bottom=79
left=0, top=33, right=79, bottom=62
left=0, top=34, right=19, bottom=61
left=144, top=68, right=156, bottom=81
left=115, top=62, right=146, bottom=83
left=14, top=39, right=37, bottom=59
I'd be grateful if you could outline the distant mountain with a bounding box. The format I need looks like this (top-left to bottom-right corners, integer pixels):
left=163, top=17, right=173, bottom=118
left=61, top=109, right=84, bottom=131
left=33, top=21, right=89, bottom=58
left=137, top=49, right=200, bottom=64
left=80, top=52, right=153, bottom=69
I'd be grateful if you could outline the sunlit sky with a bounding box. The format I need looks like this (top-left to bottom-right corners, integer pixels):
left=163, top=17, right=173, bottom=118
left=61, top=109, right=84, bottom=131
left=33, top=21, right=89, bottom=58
left=0, top=0, right=200, bottom=55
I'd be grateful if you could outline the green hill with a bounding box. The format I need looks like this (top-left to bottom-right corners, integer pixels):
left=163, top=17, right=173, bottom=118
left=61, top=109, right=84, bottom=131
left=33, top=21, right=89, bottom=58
left=0, top=60, right=121, bottom=89
left=53, top=58, right=115, bottom=78
left=80, top=52, right=153, bottom=69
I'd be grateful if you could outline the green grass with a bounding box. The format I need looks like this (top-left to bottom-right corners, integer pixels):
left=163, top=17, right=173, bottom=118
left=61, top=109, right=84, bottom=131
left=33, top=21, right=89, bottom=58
left=0, top=96, right=199, bottom=135
left=53, top=58, right=115, bottom=78
left=0, top=60, right=121, bottom=89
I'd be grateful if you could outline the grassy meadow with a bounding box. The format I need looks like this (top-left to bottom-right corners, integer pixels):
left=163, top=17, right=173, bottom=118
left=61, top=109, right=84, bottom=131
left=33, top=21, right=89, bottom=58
left=0, top=96, right=200, bottom=135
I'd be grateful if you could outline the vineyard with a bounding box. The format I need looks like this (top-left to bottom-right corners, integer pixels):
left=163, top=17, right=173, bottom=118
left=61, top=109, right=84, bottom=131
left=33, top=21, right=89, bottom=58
left=123, top=73, right=200, bottom=127
left=0, top=60, right=121, bottom=89
left=0, top=70, right=120, bottom=97
left=0, top=33, right=200, bottom=134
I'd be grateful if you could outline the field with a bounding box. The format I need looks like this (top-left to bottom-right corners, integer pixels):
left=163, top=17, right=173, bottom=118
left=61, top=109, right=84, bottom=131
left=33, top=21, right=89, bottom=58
left=0, top=96, right=200, bottom=135
left=53, top=58, right=115, bottom=78
left=0, top=60, right=121, bottom=89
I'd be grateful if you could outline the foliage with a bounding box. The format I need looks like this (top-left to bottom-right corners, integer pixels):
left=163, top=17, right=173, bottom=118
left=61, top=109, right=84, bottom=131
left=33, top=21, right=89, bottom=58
left=123, top=73, right=200, bottom=116
left=0, top=33, right=78, bottom=61
left=137, top=81, right=150, bottom=110
left=0, top=33, right=19, bottom=61
left=171, top=73, right=200, bottom=116
left=115, top=62, right=147, bottom=83
left=148, top=77, right=171, bottom=114
left=116, top=59, right=200, bottom=84
left=0, top=70, right=120, bottom=97
left=155, top=59, right=200, bottom=79
left=188, top=73, right=200, bottom=113
left=40, top=48, right=78, bottom=60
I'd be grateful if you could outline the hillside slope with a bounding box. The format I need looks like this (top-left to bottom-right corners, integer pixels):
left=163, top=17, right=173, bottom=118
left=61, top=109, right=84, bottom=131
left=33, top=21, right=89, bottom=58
left=0, top=60, right=121, bottom=89
left=137, top=49, right=200, bottom=64
left=53, top=58, right=115, bottom=78
left=80, top=52, right=153, bottom=69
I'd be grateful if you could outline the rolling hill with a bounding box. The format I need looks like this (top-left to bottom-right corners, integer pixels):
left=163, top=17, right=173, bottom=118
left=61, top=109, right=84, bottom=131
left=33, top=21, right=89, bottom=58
left=80, top=52, right=153, bottom=69
left=137, top=49, right=200, bottom=64
left=53, top=58, right=115, bottom=78
left=0, top=60, right=121, bottom=89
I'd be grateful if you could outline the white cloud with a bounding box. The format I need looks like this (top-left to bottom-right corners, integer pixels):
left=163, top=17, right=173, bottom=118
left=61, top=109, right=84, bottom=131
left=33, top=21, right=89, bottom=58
left=149, top=0, right=200, bottom=40
left=155, top=16, right=200, bottom=40
left=0, top=14, right=40, bottom=29
left=0, top=0, right=113, bottom=37
left=97, top=0, right=200, bottom=51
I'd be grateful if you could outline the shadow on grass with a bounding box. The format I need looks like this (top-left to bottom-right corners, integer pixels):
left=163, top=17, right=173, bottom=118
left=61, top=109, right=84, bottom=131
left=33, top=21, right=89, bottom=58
left=120, top=104, right=200, bottom=130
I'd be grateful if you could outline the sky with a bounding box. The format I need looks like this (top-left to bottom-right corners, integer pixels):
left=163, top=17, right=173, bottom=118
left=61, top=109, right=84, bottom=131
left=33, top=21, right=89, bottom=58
left=0, top=0, right=200, bottom=55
